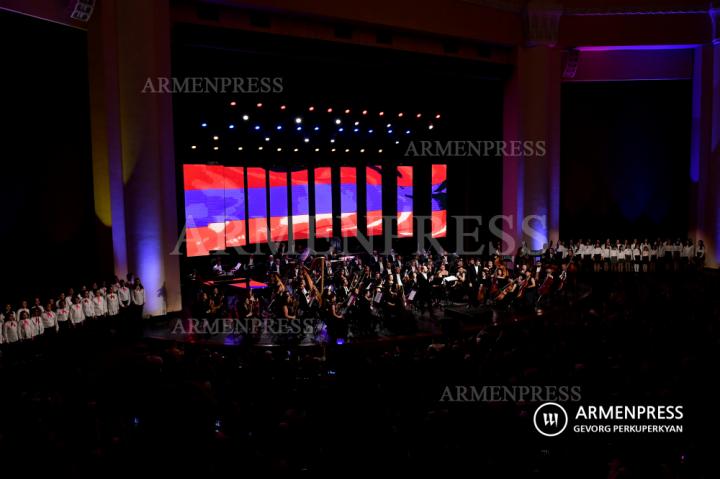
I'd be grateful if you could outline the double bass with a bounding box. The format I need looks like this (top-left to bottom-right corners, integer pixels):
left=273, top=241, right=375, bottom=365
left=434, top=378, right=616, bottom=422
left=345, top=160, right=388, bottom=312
left=489, top=257, right=504, bottom=296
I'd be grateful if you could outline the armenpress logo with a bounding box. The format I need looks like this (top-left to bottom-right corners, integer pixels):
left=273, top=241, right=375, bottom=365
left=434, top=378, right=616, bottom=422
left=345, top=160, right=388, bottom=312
left=533, top=402, right=569, bottom=437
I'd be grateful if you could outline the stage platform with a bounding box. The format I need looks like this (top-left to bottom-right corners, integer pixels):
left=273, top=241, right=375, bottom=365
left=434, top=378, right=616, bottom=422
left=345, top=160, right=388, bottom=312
left=142, top=304, right=496, bottom=350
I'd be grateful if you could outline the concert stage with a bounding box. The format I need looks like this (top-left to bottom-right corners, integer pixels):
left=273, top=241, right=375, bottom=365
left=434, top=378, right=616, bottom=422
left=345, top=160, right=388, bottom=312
left=142, top=303, right=495, bottom=350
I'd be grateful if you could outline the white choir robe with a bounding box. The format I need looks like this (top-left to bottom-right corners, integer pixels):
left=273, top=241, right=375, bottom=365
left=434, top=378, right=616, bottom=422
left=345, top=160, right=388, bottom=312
left=93, top=296, right=107, bottom=317
left=32, top=316, right=44, bottom=336
left=107, top=294, right=120, bottom=316
left=4, top=321, right=19, bottom=343
left=81, top=298, right=95, bottom=319
left=19, top=319, right=34, bottom=340
left=118, top=287, right=131, bottom=307
left=41, top=311, right=58, bottom=331
left=56, top=308, right=69, bottom=325
left=131, top=288, right=145, bottom=306
left=69, top=304, right=85, bottom=324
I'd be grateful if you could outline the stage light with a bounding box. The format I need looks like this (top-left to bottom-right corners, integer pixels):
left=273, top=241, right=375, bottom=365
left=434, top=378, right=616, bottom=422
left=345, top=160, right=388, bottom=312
left=330, top=139, right=335, bottom=143
left=256, top=102, right=263, bottom=108
left=191, top=145, right=197, bottom=149
left=201, top=122, right=207, bottom=127
left=378, top=149, right=383, bottom=153
left=314, top=126, right=320, bottom=131
left=277, top=147, right=282, bottom=152
left=331, top=148, right=336, bottom=152
left=229, top=124, right=235, bottom=129
left=230, top=101, right=236, bottom=106
left=335, top=119, right=342, bottom=125
left=360, top=148, right=365, bottom=153
left=405, top=130, right=410, bottom=134
left=309, top=106, right=315, bottom=111
left=338, top=128, right=344, bottom=132
left=296, top=126, right=302, bottom=132
left=315, top=148, right=320, bottom=152
left=213, top=136, right=219, bottom=140
left=353, top=128, right=359, bottom=132
left=265, top=137, right=270, bottom=141
left=238, top=147, right=243, bottom=151
left=304, top=138, right=310, bottom=143
left=416, top=113, right=422, bottom=118
left=354, top=121, right=359, bottom=126
left=368, top=129, right=374, bottom=133
left=379, top=111, right=384, bottom=116
left=435, top=114, right=441, bottom=119
left=428, top=124, right=434, bottom=130
left=295, top=117, right=302, bottom=124
left=277, top=125, right=283, bottom=130
left=345, top=109, right=350, bottom=114
left=254, top=125, right=260, bottom=130
left=395, top=140, right=400, bottom=144
left=345, top=148, right=350, bottom=153
left=386, top=123, right=392, bottom=128
left=327, top=107, right=333, bottom=113
left=280, top=105, right=286, bottom=110
left=398, top=112, right=404, bottom=117
left=258, top=146, right=263, bottom=150
left=294, top=148, right=299, bottom=152
left=242, top=115, right=249, bottom=121
left=213, top=146, right=219, bottom=150
left=388, top=129, right=393, bottom=134
left=362, top=110, right=368, bottom=115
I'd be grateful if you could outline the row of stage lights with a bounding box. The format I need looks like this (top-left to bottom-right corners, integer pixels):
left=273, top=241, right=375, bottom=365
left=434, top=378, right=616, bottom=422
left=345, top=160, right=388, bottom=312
left=191, top=103, right=442, bottom=151
left=192, top=145, right=385, bottom=153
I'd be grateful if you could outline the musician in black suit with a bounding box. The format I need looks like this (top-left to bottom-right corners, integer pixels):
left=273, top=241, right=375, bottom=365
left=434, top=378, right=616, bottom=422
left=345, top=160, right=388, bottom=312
left=415, top=265, right=432, bottom=311
left=466, top=257, right=481, bottom=306
left=370, top=250, right=384, bottom=274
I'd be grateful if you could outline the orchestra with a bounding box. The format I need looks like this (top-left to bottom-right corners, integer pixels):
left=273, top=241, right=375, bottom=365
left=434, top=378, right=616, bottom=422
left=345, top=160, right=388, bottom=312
left=185, top=236, right=706, bottom=345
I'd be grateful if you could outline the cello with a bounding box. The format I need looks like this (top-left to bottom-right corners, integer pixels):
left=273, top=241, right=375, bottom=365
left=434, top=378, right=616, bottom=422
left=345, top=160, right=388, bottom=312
left=494, top=279, right=516, bottom=301
left=538, top=271, right=555, bottom=296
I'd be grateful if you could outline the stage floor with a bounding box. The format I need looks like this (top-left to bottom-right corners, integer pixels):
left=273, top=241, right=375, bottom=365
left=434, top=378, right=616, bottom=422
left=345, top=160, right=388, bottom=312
left=142, top=303, right=494, bottom=349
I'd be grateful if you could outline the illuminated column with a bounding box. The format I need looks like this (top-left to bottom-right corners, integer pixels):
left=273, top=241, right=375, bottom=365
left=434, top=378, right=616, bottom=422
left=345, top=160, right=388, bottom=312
left=688, top=9, right=720, bottom=268
left=88, top=0, right=181, bottom=315
left=503, top=3, right=562, bottom=251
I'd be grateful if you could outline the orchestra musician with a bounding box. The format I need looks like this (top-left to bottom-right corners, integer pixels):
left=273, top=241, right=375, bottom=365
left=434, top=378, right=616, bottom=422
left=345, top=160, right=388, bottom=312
left=323, top=291, right=346, bottom=340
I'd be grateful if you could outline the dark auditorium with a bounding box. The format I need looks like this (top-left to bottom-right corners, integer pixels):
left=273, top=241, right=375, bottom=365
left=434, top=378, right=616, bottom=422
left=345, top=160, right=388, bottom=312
left=0, top=0, right=719, bottom=476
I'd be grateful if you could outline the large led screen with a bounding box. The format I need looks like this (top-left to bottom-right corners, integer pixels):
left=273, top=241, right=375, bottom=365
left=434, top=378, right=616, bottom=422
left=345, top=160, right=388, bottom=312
left=224, top=166, right=246, bottom=248
left=340, top=167, right=358, bottom=237
left=269, top=170, right=289, bottom=242
left=431, top=164, right=447, bottom=238
left=291, top=170, right=310, bottom=241
left=314, top=167, right=333, bottom=238
left=366, top=165, right=383, bottom=236
left=397, top=166, right=413, bottom=238
left=183, top=164, right=226, bottom=257
left=246, top=167, right=269, bottom=244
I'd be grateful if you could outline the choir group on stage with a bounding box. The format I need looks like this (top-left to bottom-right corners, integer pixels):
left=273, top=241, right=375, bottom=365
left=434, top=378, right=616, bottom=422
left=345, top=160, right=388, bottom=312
left=528, top=238, right=706, bottom=273
left=195, top=236, right=707, bottom=342
left=0, top=277, right=145, bottom=345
